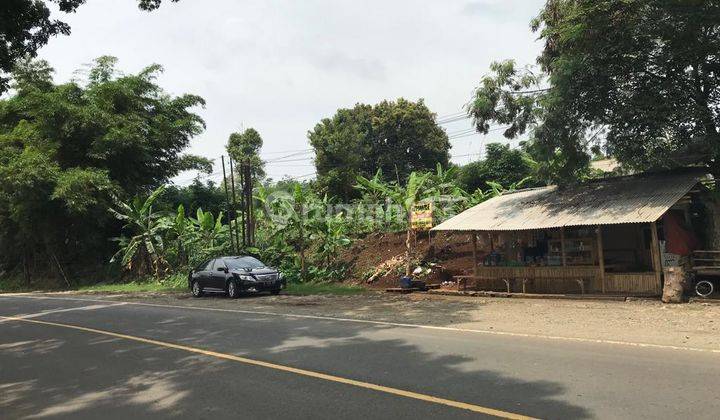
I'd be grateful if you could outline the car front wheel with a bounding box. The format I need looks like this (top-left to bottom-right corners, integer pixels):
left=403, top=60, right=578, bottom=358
left=191, top=281, right=203, bottom=298
left=227, top=280, right=241, bottom=298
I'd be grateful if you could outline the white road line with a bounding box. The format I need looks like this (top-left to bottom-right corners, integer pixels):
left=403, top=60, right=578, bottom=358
left=2, top=294, right=719, bottom=354
left=0, top=302, right=128, bottom=323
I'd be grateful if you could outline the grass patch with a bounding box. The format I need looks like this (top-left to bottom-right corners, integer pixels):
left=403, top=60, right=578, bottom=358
left=283, top=282, right=366, bottom=296
left=75, top=281, right=185, bottom=293
left=2, top=273, right=365, bottom=296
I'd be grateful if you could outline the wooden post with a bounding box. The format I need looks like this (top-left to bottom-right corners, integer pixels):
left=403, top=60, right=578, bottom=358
left=428, top=230, right=434, bottom=258
left=221, top=156, right=236, bottom=254
left=650, top=221, right=663, bottom=291
left=560, top=227, right=567, bottom=266
left=596, top=226, right=605, bottom=293
left=471, top=231, right=478, bottom=277
left=228, top=157, right=242, bottom=249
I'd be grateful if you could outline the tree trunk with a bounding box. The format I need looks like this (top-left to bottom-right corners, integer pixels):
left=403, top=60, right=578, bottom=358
left=707, top=185, right=720, bottom=250
left=22, top=252, right=31, bottom=287
left=662, top=267, right=686, bottom=303
left=51, top=252, right=71, bottom=288
left=300, top=247, right=306, bottom=281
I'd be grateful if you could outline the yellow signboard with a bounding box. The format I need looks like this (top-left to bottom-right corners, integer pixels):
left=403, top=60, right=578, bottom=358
left=410, top=202, right=433, bottom=231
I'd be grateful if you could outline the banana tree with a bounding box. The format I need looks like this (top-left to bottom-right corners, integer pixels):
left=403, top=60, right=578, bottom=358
left=356, top=171, right=435, bottom=276
left=165, top=204, right=194, bottom=268
left=109, top=186, right=169, bottom=277
left=188, top=208, right=228, bottom=262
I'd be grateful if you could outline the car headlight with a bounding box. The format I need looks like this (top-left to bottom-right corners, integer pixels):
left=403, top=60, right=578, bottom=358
left=234, top=274, right=254, bottom=281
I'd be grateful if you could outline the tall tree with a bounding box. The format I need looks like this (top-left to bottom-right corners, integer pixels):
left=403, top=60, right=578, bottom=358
left=0, top=1, right=179, bottom=93
left=468, top=1, right=720, bottom=183
left=226, top=128, right=265, bottom=179
left=0, top=57, right=205, bottom=277
left=535, top=0, right=720, bottom=176
left=309, top=98, right=450, bottom=200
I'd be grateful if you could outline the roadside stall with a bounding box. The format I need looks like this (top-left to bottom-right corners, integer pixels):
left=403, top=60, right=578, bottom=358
left=431, top=169, right=709, bottom=296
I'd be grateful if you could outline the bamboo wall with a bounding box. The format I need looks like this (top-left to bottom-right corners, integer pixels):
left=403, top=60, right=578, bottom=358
left=470, top=266, right=660, bottom=295
left=601, top=273, right=660, bottom=295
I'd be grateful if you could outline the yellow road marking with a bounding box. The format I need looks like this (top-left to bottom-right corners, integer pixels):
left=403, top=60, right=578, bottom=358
left=1, top=315, right=535, bottom=419
left=0, top=303, right=127, bottom=323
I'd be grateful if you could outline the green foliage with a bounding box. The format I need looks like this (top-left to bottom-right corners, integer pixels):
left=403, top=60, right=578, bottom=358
left=471, top=1, right=720, bottom=182
left=468, top=59, right=591, bottom=184
left=110, top=186, right=231, bottom=276
left=535, top=0, right=720, bottom=175
left=0, top=57, right=205, bottom=278
left=159, top=180, right=226, bottom=217
left=227, top=128, right=265, bottom=179
left=457, top=143, right=538, bottom=193
left=52, top=168, right=115, bottom=213
left=109, top=186, right=169, bottom=276
left=469, top=60, right=545, bottom=139
left=309, top=98, right=450, bottom=200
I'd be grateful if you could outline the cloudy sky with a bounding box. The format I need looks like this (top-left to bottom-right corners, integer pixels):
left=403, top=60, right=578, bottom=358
left=38, top=0, right=545, bottom=184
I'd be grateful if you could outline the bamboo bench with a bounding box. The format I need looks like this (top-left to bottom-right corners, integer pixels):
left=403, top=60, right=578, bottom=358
left=454, top=274, right=592, bottom=294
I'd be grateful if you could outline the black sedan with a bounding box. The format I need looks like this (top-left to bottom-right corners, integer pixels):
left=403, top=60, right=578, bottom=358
left=188, top=256, right=285, bottom=298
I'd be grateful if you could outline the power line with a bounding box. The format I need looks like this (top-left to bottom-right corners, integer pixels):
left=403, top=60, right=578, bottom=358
left=267, top=156, right=316, bottom=163
left=435, top=110, right=466, bottom=121
left=261, top=148, right=313, bottom=156
left=447, top=128, right=476, bottom=137
left=265, top=150, right=314, bottom=163
left=437, top=115, right=470, bottom=125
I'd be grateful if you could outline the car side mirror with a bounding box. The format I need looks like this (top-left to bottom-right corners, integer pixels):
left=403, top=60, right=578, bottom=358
left=217, top=267, right=227, bottom=273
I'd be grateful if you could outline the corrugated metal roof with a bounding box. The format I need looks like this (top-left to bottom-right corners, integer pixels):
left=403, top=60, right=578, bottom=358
left=432, top=170, right=706, bottom=232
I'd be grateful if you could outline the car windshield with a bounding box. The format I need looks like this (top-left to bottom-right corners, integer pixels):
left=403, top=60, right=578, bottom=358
left=224, top=257, right=266, bottom=270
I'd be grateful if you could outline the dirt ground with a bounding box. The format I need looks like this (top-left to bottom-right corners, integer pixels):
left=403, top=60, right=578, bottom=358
left=341, top=231, right=477, bottom=287
left=49, top=290, right=720, bottom=351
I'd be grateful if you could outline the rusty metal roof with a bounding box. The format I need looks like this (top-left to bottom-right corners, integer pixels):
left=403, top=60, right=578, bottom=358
left=432, top=170, right=707, bottom=232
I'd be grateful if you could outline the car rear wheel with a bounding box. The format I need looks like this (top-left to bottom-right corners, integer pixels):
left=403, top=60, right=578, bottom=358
left=270, top=289, right=281, bottom=295
left=191, top=281, right=203, bottom=298
left=227, top=280, right=241, bottom=299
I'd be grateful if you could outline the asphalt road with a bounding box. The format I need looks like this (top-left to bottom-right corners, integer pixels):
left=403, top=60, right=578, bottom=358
left=0, top=295, right=718, bottom=419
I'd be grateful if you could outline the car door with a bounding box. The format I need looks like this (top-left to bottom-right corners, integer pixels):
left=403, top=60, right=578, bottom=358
left=200, top=260, right=215, bottom=287
left=210, top=259, right=228, bottom=290
left=193, top=259, right=212, bottom=288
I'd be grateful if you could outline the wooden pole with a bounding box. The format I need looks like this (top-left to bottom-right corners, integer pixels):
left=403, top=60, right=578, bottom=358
left=650, top=221, right=662, bottom=290
left=405, top=212, right=413, bottom=277
left=245, top=163, right=254, bottom=246
left=228, top=157, right=242, bottom=250
left=237, top=160, right=246, bottom=247
left=428, top=229, right=434, bottom=257
left=472, top=231, right=478, bottom=277
left=596, top=226, right=605, bottom=293
left=221, top=156, right=236, bottom=254
left=560, top=227, right=567, bottom=266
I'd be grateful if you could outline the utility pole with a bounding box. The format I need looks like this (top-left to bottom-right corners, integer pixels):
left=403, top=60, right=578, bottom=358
left=228, top=156, right=242, bottom=250
left=238, top=159, right=246, bottom=247
left=244, top=162, right=255, bottom=246
left=221, top=156, right=236, bottom=254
